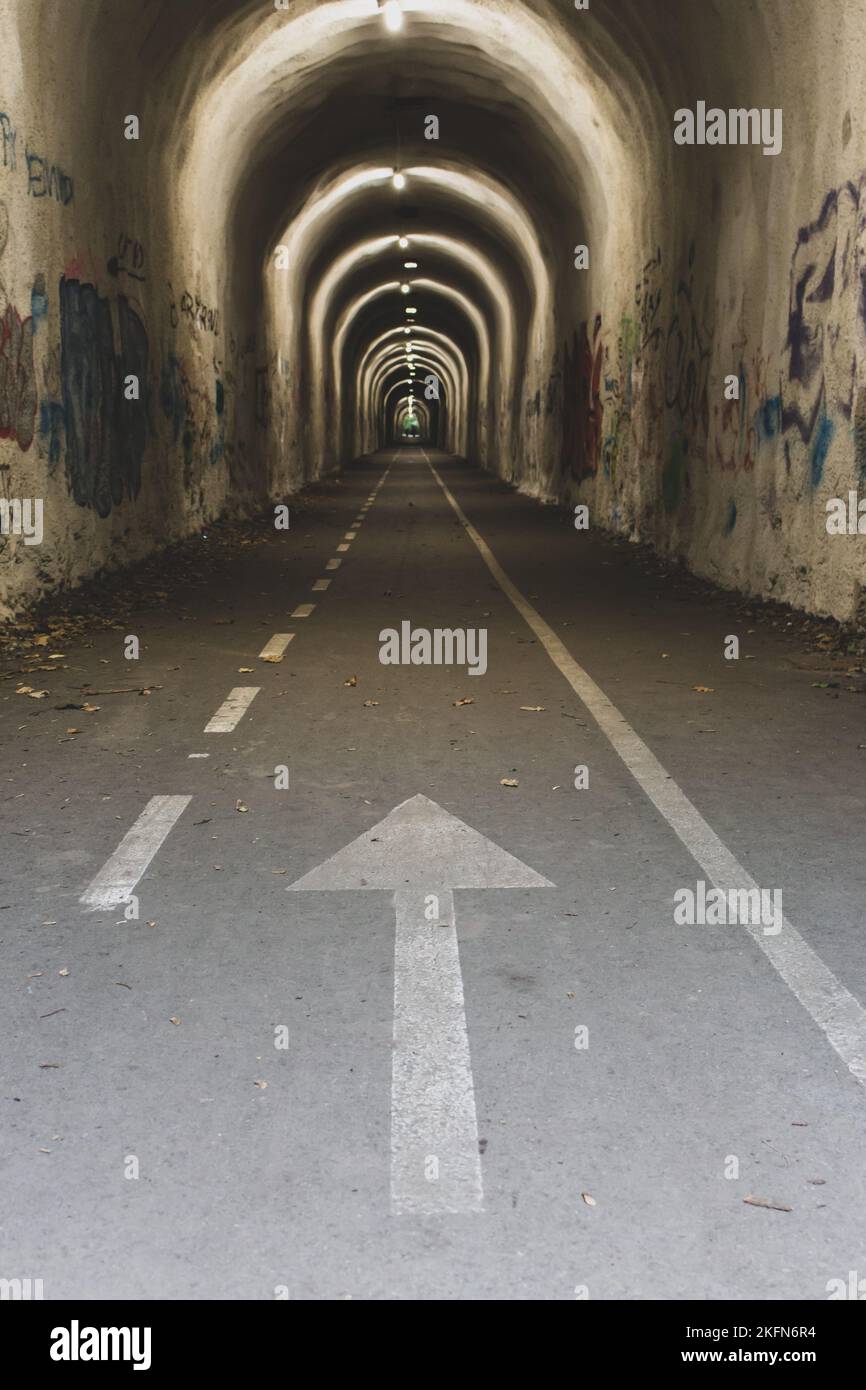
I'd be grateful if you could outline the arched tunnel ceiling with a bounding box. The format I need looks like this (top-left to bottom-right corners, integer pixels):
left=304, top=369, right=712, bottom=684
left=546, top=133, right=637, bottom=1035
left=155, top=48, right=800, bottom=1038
left=23, top=0, right=783, bottom=480
left=11, top=0, right=825, bottom=621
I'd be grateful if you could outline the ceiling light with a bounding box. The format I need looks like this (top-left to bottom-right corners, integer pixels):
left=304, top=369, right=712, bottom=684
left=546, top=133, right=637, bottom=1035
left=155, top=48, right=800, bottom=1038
left=405, top=306, right=416, bottom=315
left=398, top=237, right=409, bottom=249
left=382, top=1, right=403, bottom=33
left=403, top=326, right=411, bottom=334
left=404, top=261, right=418, bottom=269
left=392, top=172, right=406, bottom=191
left=400, top=283, right=411, bottom=294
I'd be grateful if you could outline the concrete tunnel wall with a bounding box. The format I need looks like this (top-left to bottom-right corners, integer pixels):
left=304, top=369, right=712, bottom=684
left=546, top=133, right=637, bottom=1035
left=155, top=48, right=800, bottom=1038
left=1, top=0, right=865, bottom=623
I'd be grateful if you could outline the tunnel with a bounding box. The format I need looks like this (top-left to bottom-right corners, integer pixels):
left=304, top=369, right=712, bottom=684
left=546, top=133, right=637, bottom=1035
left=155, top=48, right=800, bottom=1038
left=1, top=0, right=866, bottom=1326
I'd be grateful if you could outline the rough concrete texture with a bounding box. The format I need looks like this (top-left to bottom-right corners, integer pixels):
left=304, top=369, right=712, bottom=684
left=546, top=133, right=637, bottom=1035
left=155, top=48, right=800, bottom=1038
left=1, top=0, right=865, bottom=622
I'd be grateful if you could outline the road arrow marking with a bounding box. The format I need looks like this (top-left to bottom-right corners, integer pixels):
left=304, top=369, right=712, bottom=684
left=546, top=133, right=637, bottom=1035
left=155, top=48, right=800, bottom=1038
left=289, top=794, right=552, bottom=1213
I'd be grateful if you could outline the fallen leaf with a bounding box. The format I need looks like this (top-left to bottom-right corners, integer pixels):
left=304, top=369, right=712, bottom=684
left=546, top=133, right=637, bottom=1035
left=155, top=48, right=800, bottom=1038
left=271, top=868, right=287, bottom=875
left=500, top=778, right=519, bottom=788
left=169, top=1016, right=181, bottom=1026
left=692, top=685, right=714, bottom=694
left=743, top=1195, right=792, bottom=1212
left=254, top=1079, right=268, bottom=1090
left=65, top=728, right=80, bottom=735
left=453, top=697, right=474, bottom=706
left=32, top=635, right=50, bottom=647
left=581, top=1192, right=597, bottom=1207
left=238, top=667, right=254, bottom=674
left=81, top=703, right=100, bottom=713
left=58, top=968, right=70, bottom=977
left=520, top=705, right=545, bottom=712
left=344, top=675, right=358, bottom=686
left=363, top=699, right=379, bottom=707
left=235, top=800, right=249, bottom=813
left=260, top=654, right=283, bottom=663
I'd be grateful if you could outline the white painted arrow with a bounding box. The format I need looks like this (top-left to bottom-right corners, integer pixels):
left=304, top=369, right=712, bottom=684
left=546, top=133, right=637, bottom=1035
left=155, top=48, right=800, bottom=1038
left=289, top=794, right=553, bottom=1215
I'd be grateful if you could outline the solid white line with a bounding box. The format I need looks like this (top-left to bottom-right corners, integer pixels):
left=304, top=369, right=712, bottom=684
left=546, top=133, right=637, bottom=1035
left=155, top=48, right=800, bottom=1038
left=80, top=795, right=192, bottom=911
left=325, top=558, right=342, bottom=570
left=204, top=686, right=260, bottom=733
left=391, top=888, right=483, bottom=1214
left=291, top=603, right=315, bottom=618
left=425, top=453, right=866, bottom=1091
left=312, top=578, right=331, bottom=591
left=258, top=633, right=295, bottom=659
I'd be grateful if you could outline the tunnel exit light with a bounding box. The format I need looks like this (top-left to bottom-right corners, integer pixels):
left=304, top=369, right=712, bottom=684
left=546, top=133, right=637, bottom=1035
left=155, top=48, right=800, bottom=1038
left=382, top=1, right=403, bottom=34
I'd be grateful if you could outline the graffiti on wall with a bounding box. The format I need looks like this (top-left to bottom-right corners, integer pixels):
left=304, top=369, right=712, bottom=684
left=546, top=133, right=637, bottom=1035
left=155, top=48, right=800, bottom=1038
left=159, top=351, right=225, bottom=487
left=107, top=232, right=145, bottom=283
left=59, top=277, right=149, bottom=515
left=713, top=174, right=866, bottom=490
left=663, top=241, right=711, bottom=436
left=1, top=109, right=74, bottom=204
left=779, top=178, right=866, bottom=485
left=0, top=200, right=37, bottom=451
left=168, top=281, right=220, bottom=335
left=561, top=314, right=603, bottom=481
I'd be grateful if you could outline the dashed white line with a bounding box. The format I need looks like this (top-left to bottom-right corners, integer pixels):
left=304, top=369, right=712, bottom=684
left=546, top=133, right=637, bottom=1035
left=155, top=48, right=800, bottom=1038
left=312, top=578, right=331, bottom=591
left=204, top=686, right=260, bottom=733
left=258, top=633, right=295, bottom=659
left=425, top=452, right=866, bottom=1092
left=336, top=543, right=350, bottom=553
left=325, top=558, right=342, bottom=571
left=291, top=603, right=316, bottom=618
left=80, top=795, right=192, bottom=911
left=344, top=532, right=357, bottom=540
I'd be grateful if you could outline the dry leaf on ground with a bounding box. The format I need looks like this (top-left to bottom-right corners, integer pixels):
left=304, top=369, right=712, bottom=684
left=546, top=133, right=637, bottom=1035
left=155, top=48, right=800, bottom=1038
left=743, top=1195, right=792, bottom=1212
